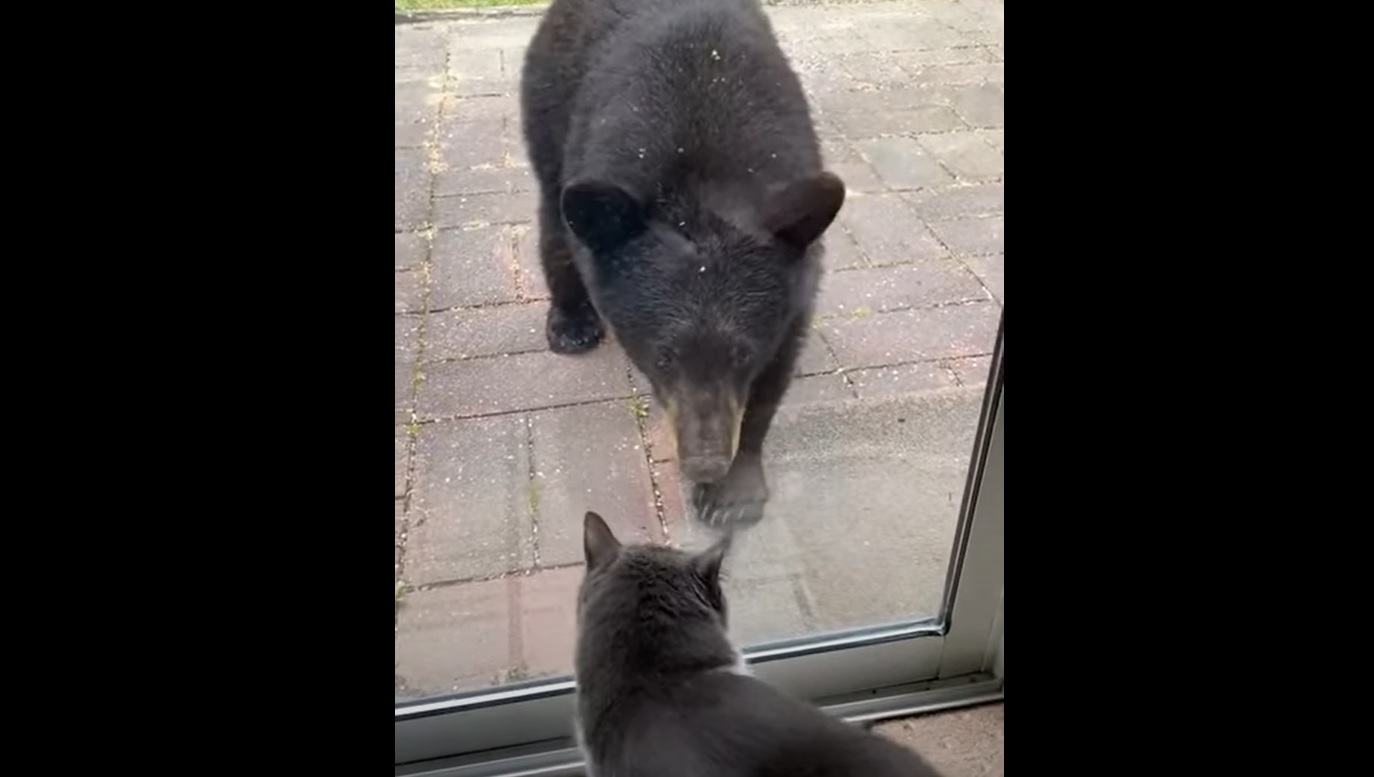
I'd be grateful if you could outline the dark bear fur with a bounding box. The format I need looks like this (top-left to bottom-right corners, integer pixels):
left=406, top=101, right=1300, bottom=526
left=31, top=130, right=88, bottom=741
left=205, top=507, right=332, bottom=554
left=520, top=0, right=845, bottom=526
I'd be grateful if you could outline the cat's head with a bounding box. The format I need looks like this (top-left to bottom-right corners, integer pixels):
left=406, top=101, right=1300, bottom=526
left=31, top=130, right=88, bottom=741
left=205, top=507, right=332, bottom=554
left=578, top=511, right=732, bottom=629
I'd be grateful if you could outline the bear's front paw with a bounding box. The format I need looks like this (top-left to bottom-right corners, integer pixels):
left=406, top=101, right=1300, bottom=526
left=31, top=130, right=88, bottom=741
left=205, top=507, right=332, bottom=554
left=546, top=304, right=604, bottom=354
left=690, top=453, right=769, bottom=528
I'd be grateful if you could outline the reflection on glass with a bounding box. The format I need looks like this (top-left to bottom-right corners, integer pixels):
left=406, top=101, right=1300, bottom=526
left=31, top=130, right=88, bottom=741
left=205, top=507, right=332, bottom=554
left=395, top=1, right=1004, bottom=701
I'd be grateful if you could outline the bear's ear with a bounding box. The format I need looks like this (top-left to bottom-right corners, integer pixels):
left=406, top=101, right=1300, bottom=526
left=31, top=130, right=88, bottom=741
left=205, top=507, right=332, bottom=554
left=761, top=171, right=846, bottom=250
left=583, top=511, right=622, bottom=571
left=562, top=180, right=647, bottom=254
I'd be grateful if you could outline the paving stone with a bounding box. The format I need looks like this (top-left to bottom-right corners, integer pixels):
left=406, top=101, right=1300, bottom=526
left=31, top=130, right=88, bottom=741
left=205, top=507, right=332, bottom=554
left=861, top=18, right=973, bottom=51
left=821, top=140, right=886, bottom=193
left=407, top=414, right=534, bottom=583
left=960, top=252, right=1004, bottom=303
left=796, top=60, right=863, bottom=98
left=816, top=261, right=986, bottom=318
left=817, top=87, right=948, bottom=115
left=395, top=578, right=515, bottom=694
left=507, top=142, right=533, bottom=172
left=513, top=224, right=550, bottom=299
left=396, top=149, right=431, bottom=231
left=429, top=225, right=519, bottom=309
left=723, top=572, right=813, bottom=647
left=434, top=191, right=537, bottom=229
left=396, top=121, right=428, bottom=149
left=436, top=166, right=534, bottom=197
left=503, top=47, right=529, bottom=76
left=518, top=565, right=584, bottom=679
left=396, top=270, right=424, bottom=314
left=529, top=400, right=662, bottom=567
left=396, top=500, right=404, bottom=578
left=950, top=83, right=1004, bottom=127
left=840, top=194, right=948, bottom=266
left=853, top=137, right=956, bottom=190
left=811, top=116, right=844, bottom=141
left=394, top=66, right=436, bottom=86
left=822, top=227, right=867, bottom=270
left=451, top=17, right=540, bottom=50
left=847, top=361, right=958, bottom=399
left=424, top=303, right=546, bottom=362
left=828, top=107, right=965, bottom=137
left=890, top=47, right=996, bottom=68
left=977, top=128, right=1004, bottom=151
left=824, top=169, right=885, bottom=204
left=396, top=426, right=410, bottom=499
left=821, top=300, right=1000, bottom=370
left=448, top=94, right=519, bottom=123
left=395, top=26, right=447, bottom=71
left=395, top=231, right=427, bottom=271
left=837, top=52, right=915, bottom=90
left=782, top=373, right=855, bottom=405
left=901, top=183, right=1003, bottom=221
left=959, top=25, right=1004, bottom=47
left=950, top=354, right=994, bottom=388
left=917, top=132, right=1003, bottom=182
left=447, top=48, right=506, bottom=96
left=438, top=119, right=508, bottom=171
left=927, top=2, right=992, bottom=34
left=796, top=330, right=838, bottom=375
left=397, top=314, right=421, bottom=360
left=397, top=360, right=415, bottom=425
left=417, top=347, right=635, bottom=419
left=928, top=215, right=1004, bottom=256
left=900, top=63, right=1004, bottom=86
left=395, top=55, right=445, bottom=82
left=800, top=31, right=884, bottom=56
left=396, top=82, right=440, bottom=125
left=759, top=389, right=986, bottom=629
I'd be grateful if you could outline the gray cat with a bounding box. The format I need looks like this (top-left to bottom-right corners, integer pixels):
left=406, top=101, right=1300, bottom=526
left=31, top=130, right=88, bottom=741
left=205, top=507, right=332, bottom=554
left=575, top=512, right=944, bottom=776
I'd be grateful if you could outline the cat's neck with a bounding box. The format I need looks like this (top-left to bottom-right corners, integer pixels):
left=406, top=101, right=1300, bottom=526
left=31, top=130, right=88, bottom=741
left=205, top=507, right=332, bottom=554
left=575, top=610, right=740, bottom=695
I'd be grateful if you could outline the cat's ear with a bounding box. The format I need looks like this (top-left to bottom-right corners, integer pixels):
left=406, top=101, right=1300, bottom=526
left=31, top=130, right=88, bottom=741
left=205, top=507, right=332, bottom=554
left=761, top=171, right=846, bottom=250
left=583, top=511, right=622, bottom=570
left=692, top=533, right=731, bottom=586
left=562, top=180, right=647, bottom=255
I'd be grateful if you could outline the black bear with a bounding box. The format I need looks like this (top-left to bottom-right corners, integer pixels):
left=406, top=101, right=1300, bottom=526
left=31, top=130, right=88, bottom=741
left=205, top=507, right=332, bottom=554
left=520, top=0, right=845, bottom=526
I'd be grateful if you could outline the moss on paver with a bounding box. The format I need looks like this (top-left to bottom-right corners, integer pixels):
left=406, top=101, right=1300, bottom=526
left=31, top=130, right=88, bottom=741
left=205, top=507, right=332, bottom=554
left=526, top=478, right=541, bottom=516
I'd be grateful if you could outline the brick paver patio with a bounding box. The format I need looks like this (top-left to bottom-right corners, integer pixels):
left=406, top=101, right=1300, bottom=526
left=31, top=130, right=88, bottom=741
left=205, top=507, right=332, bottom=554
left=395, top=0, right=1003, bottom=697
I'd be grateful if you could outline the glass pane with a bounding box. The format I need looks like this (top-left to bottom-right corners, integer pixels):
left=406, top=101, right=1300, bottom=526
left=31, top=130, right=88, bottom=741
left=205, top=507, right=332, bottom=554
left=395, top=0, right=1003, bottom=702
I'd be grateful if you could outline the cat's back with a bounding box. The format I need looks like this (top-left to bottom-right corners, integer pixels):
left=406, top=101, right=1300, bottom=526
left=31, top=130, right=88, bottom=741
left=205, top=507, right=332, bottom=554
left=590, top=671, right=940, bottom=777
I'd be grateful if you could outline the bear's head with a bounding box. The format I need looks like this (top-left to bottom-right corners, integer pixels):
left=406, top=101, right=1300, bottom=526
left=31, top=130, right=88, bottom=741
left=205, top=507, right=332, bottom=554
left=561, top=172, right=845, bottom=484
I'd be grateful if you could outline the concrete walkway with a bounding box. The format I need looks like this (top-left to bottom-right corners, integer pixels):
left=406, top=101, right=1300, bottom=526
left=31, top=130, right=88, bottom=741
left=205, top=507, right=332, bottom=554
left=396, top=0, right=1003, bottom=696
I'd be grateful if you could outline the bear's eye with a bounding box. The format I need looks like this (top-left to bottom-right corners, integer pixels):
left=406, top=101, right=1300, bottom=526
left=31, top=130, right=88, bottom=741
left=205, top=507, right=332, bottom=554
left=655, top=349, right=675, bottom=370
